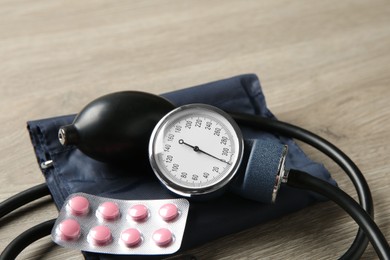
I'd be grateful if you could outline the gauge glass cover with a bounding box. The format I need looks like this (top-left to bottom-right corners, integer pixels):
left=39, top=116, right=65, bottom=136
left=149, top=104, right=244, bottom=197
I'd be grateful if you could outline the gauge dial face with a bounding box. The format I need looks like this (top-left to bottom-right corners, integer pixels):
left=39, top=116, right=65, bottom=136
left=149, top=104, right=244, bottom=197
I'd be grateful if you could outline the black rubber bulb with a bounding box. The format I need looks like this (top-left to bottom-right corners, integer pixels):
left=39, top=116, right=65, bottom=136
left=58, top=91, right=176, bottom=163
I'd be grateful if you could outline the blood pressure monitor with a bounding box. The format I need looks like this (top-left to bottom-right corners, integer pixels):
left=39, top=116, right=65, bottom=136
left=149, top=104, right=244, bottom=197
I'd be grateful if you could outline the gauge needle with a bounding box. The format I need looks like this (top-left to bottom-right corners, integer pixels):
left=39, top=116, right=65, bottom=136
left=178, top=139, right=231, bottom=165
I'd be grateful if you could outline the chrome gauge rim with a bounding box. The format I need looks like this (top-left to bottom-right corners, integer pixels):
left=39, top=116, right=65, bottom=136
left=148, top=104, right=244, bottom=197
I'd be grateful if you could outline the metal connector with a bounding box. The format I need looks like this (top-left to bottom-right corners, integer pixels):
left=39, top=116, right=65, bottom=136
left=41, top=160, right=53, bottom=169
left=281, top=169, right=290, bottom=184
left=272, top=145, right=288, bottom=203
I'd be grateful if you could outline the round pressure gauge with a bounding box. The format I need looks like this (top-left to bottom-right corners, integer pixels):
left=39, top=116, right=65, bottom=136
left=149, top=104, right=244, bottom=198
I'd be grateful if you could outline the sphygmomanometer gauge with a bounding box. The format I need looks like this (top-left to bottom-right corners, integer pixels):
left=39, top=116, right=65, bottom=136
left=149, top=104, right=244, bottom=198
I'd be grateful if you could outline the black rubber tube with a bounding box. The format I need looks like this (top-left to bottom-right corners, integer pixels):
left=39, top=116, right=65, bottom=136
left=0, top=183, right=50, bottom=219
left=0, top=218, right=56, bottom=260
left=287, top=169, right=389, bottom=260
left=230, top=112, right=373, bottom=260
left=0, top=114, right=376, bottom=259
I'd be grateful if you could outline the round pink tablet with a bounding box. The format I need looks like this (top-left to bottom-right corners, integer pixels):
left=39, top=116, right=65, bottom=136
left=97, top=201, right=120, bottom=220
left=121, top=228, right=141, bottom=247
left=58, top=219, right=81, bottom=240
left=67, top=195, right=90, bottom=215
left=128, top=204, right=148, bottom=221
left=152, top=228, right=173, bottom=246
left=159, top=203, right=178, bottom=221
left=89, top=225, right=112, bottom=245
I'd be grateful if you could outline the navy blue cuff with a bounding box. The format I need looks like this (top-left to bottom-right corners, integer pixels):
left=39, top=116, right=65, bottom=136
left=27, top=74, right=336, bottom=259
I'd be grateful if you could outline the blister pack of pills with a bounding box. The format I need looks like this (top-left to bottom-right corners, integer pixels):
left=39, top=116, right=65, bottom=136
left=51, top=193, right=190, bottom=255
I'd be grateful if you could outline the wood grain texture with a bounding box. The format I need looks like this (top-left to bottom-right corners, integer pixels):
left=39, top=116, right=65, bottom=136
left=1, top=0, right=389, bottom=259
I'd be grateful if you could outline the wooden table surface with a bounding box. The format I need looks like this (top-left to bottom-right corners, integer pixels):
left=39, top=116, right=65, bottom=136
left=1, top=1, right=389, bottom=259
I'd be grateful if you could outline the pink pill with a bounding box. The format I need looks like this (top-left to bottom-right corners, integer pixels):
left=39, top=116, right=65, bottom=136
left=120, top=228, right=142, bottom=247
left=128, top=204, right=148, bottom=221
left=58, top=219, right=81, bottom=240
left=67, top=196, right=89, bottom=215
left=89, top=225, right=112, bottom=245
left=97, top=202, right=120, bottom=220
left=152, top=228, right=173, bottom=247
left=159, top=203, right=178, bottom=221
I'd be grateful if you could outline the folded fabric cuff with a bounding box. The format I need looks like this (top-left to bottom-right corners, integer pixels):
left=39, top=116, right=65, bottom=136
left=27, top=74, right=336, bottom=259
